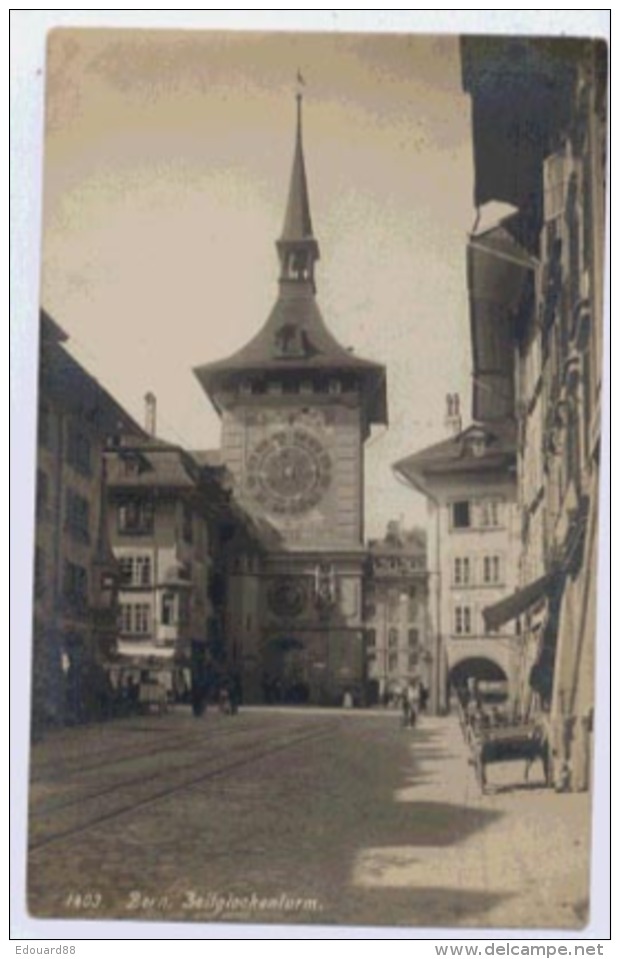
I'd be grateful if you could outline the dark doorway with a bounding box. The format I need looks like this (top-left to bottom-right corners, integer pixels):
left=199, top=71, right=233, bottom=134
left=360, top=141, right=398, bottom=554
left=264, top=636, right=310, bottom=704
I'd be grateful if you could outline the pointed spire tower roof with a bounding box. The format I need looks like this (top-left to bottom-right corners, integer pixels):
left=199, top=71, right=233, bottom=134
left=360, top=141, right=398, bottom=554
left=194, top=89, right=387, bottom=431
left=280, top=92, right=316, bottom=245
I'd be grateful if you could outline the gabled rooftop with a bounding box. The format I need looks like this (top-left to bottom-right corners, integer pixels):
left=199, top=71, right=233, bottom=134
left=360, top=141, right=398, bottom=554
left=393, top=420, right=516, bottom=493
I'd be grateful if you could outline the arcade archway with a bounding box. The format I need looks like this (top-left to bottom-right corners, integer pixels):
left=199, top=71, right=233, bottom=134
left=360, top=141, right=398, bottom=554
left=448, top=656, right=508, bottom=706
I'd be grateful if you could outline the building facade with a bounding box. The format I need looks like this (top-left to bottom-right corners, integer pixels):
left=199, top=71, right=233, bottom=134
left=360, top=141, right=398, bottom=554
left=194, top=94, right=388, bottom=705
left=105, top=439, right=215, bottom=665
left=394, top=415, right=520, bottom=715
left=104, top=437, right=266, bottom=702
left=32, top=311, right=142, bottom=733
left=462, top=37, right=607, bottom=790
left=364, top=524, right=429, bottom=704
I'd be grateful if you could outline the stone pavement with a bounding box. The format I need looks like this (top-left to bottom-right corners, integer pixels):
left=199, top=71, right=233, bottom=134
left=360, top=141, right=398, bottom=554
left=25, top=707, right=592, bottom=932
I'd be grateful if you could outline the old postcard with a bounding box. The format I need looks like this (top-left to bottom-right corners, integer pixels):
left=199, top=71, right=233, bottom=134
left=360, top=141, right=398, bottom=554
left=14, top=15, right=609, bottom=939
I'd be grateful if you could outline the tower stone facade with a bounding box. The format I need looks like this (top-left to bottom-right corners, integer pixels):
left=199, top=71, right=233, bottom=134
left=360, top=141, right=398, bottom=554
left=195, top=95, right=387, bottom=704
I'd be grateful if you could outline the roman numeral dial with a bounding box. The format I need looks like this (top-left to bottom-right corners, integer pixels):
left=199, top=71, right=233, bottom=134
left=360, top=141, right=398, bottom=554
left=246, top=429, right=332, bottom=515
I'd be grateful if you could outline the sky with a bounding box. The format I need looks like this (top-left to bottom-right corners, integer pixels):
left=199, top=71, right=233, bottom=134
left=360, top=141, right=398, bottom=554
left=39, top=28, right=476, bottom=538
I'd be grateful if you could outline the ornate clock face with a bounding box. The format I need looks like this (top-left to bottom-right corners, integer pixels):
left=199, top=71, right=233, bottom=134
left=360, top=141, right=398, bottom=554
left=246, top=429, right=332, bottom=515
left=267, top=577, right=308, bottom=617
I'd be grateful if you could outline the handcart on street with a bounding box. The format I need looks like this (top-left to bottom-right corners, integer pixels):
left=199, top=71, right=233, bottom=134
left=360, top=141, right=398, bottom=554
left=467, top=715, right=550, bottom=793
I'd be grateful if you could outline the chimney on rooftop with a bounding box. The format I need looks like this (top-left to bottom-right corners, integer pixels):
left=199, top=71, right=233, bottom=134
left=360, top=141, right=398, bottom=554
left=445, top=393, right=462, bottom=436
left=144, top=392, right=157, bottom=437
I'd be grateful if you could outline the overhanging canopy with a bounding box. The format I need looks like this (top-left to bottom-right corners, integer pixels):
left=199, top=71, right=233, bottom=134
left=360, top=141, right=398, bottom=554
left=483, top=572, right=556, bottom=631
left=467, top=225, right=535, bottom=421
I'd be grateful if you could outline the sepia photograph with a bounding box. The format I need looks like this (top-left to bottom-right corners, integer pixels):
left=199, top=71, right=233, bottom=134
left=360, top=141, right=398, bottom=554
left=12, top=12, right=609, bottom=939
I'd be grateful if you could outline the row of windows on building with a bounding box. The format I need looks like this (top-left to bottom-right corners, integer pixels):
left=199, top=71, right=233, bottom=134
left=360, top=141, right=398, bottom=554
left=34, top=543, right=193, bottom=633
left=119, top=555, right=152, bottom=586
left=367, top=651, right=420, bottom=674
left=370, top=556, right=426, bottom=573
left=119, top=593, right=190, bottom=635
left=236, top=375, right=359, bottom=397
left=452, top=554, right=503, bottom=586
left=38, top=411, right=94, bottom=477
left=364, top=586, right=423, bottom=624
left=37, top=485, right=200, bottom=548
left=450, top=498, right=504, bottom=530
left=366, top=627, right=420, bottom=649
left=35, top=548, right=90, bottom=610
left=117, top=500, right=195, bottom=543
left=452, top=604, right=498, bottom=636
left=37, top=473, right=92, bottom=544
left=117, top=555, right=195, bottom=588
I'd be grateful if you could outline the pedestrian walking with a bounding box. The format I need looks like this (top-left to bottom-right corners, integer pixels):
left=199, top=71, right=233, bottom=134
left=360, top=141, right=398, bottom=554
left=405, top=681, right=421, bottom=727
left=219, top=684, right=232, bottom=715
left=401, top=694, right=412, bottom=728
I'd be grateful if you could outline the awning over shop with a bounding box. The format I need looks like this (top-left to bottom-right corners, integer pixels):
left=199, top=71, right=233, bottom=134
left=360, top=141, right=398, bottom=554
left=483, top=572, right=556, bottom=631
left=467, top=225, right=536, bottom=421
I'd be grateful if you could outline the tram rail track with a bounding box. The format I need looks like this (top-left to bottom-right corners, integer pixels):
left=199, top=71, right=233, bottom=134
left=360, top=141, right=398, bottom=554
left=30, top=715, right=258, bottom=783
left=30, top=719, right=320, bottom=816
left=29, top=721, right=336, bottom=853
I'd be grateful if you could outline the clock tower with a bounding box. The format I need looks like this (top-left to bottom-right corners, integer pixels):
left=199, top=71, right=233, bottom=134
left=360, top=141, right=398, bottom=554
left=195, top=93, right=387, bottom=704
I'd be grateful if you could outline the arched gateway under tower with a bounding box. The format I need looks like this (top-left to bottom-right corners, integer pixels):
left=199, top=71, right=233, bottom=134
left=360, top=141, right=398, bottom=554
left=194, top=93, right=388, bottom=705
left=448, top=657, right=509, bottom=707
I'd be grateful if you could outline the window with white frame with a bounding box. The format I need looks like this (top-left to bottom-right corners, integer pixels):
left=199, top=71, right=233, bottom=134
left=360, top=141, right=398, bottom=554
left=478, top=499, right=502, bottom=528
left=134, top=604, right=150, bottom=633
left=482, top=555, right=502, bottom=585
left=119, top=555, right=152, bottom=586
left=454, top=605, right=472, bottom=635
left=119, top=602, right=151, bottom=635
left=118, top=498, right=154, bottom=535
left=119, top=604, right=132, bottom=633
left=135, top=555, right=151, bottom=586
left=453, top=556, right=471, bottom=585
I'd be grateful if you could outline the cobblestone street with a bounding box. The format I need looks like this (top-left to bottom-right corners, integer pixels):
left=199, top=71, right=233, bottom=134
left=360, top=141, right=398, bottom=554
left=26, top=708, right=591, bottom=931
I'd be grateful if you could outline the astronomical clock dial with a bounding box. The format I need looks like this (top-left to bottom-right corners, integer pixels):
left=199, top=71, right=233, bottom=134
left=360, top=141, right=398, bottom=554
left=246, top=429, right=332, bottom=515
left=267, top=577, right=308, bottom=617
